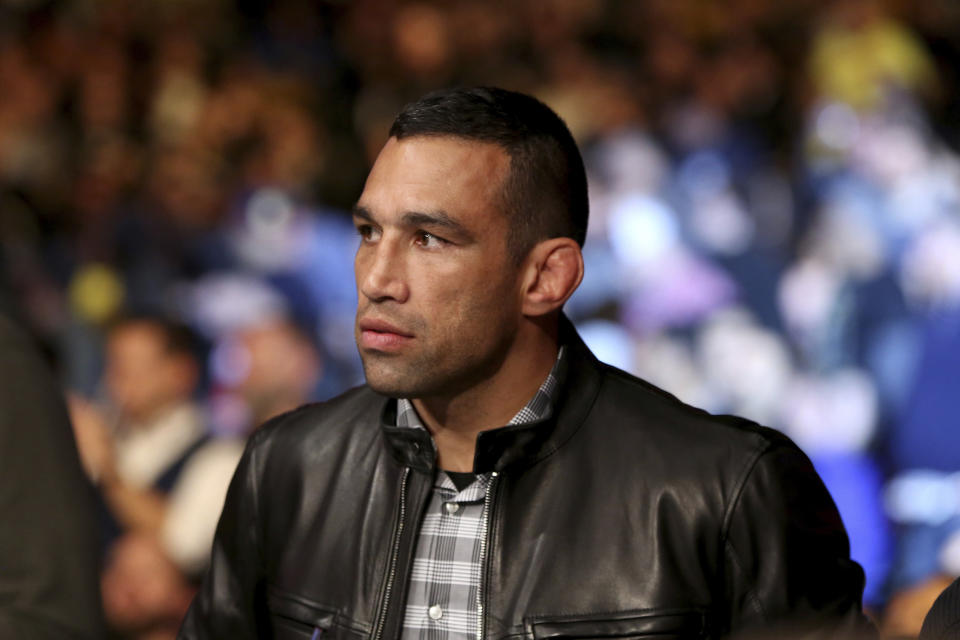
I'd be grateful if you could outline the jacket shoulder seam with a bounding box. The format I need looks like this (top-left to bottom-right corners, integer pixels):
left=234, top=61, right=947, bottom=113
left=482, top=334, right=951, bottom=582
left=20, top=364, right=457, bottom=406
left=250, top=433, right=263, bottom=574
left=718, top=437, right=783, bottom=622
left=243, top=409, right=301, bottom=573
left=719, top=436, right=774, bottom=538
left=721, top=537, right=766, bottom=620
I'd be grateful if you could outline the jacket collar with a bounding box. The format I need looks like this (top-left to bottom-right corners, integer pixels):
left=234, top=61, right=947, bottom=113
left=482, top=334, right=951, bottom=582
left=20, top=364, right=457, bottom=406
left=380, top=314, right=603, bottom=474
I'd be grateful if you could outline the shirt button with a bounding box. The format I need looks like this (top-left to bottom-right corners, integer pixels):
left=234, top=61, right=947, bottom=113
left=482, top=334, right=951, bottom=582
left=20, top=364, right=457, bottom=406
left=444, top=502, right=460, bottom=515
left=428, top=604, right=443, bottom=620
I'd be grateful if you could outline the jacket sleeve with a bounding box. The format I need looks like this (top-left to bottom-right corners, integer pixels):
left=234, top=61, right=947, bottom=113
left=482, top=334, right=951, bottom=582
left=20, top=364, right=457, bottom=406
left=722, top=438, right=877, bottom=639
left=0, top=315, right=105, bottom=640
left=178, top=431, right=270, bottom=639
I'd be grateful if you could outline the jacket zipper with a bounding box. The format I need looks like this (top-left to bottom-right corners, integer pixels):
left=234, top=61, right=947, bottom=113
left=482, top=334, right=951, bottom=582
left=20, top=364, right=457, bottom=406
left=476, top=471, right=500, bottom=640
left=373, top=467, right=410, bottom=640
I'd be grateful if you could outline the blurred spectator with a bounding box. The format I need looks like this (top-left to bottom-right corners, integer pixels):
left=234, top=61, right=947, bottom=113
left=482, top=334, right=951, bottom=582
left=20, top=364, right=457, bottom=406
left=70, top=315, right=209, bottom=639
left=163, top=314, right=322, bottom=577
left=920, top=575, right=960, bottom=640
left=71, top=316, right=207, bottom=524
left=881, top=304, right=960, bottom=637
left=208, top=314, right=323, bottom=436
left=82, top=314, right=319, bottom=640
left=808, top=0, right=937, bottom=111
left=0, top=308, right=104, bottom=639
left=100, top=533, right=194, bottom=640
left=229, top=318, right=322, bottom=425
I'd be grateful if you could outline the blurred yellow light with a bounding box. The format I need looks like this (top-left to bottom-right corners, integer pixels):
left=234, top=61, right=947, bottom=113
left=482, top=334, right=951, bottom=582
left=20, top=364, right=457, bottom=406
left=69, top=263, right=125, bottom=324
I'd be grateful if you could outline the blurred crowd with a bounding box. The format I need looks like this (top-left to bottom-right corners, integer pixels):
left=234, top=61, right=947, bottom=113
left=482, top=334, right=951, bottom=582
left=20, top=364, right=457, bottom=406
left=2, top=0, right=960, bottom=637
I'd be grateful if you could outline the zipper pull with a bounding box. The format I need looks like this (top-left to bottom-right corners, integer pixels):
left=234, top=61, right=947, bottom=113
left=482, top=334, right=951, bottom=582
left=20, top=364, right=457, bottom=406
left=311, top=628, right=324, bottom=640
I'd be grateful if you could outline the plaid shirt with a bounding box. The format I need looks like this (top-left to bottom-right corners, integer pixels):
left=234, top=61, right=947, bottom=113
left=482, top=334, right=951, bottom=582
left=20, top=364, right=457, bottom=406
left=396, top=347, right=565, bottom=640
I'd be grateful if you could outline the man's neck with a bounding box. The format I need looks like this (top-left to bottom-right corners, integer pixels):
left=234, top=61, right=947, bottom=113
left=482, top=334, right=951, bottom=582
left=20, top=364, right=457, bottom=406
left=412, top=321, right=560, bottom=472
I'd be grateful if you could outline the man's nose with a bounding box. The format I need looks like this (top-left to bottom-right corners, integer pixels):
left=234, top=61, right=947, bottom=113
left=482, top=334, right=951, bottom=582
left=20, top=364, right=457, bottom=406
left=357, top=240, right=409, bottom=303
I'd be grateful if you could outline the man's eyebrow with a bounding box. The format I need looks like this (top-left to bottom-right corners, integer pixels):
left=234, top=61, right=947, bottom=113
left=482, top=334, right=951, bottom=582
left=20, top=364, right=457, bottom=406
left=401, top=210, right=475, bottom=241
left=351, top=205, right=476, bottom=242
left=352, top=204, right=374, bottom=221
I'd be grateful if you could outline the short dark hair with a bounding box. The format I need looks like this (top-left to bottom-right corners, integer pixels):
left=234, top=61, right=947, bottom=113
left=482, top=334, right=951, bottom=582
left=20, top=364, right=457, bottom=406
left=389, top=86, right=588, bottom=260
left=107, top=314, right=199, bottom=362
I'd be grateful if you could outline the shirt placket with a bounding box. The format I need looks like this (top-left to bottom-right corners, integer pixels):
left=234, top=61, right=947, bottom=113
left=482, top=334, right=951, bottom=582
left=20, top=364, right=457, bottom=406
left=418, top=475, right=489, bottom=640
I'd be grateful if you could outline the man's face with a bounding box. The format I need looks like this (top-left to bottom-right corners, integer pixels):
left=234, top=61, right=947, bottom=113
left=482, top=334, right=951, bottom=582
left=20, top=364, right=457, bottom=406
left=353, top=136, right=524, bottom=398
left=105, top=324, right=190, bottom=423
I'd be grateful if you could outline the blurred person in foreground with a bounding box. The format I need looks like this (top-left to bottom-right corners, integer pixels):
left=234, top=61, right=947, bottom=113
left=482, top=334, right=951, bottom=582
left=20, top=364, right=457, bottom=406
left=180, top=87, right=874, bottom=639
left=0, top=305, right=104, bottom=638
left=70, top=315, right=211, bottom=638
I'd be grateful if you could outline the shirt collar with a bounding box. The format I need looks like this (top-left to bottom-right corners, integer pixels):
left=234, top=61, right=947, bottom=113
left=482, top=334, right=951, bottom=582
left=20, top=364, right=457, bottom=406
left=395, top=345, right=566, bottom=431
left=380, top=315, right=602, bottom=474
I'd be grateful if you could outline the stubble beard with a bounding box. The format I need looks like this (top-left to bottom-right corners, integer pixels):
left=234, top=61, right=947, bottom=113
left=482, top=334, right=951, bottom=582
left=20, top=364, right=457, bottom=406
left=359, top=326, right=514, bottom=401
left=356, top=269, right=521, bottom=400
left=360, top=341, right=488, bottom=400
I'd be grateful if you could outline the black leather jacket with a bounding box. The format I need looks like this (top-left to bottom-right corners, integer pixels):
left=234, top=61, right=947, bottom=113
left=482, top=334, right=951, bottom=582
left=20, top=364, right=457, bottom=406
left=180, top=325, right=874, bottom=640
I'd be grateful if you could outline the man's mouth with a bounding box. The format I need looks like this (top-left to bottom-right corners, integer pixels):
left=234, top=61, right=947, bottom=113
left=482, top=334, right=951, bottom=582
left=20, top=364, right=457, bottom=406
left=357, top=318, right=414, bottom=351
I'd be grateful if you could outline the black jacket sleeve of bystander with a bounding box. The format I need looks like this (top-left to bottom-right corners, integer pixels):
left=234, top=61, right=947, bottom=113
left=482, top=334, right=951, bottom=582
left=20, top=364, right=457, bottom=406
left=0, top=313, right=105, bottom=640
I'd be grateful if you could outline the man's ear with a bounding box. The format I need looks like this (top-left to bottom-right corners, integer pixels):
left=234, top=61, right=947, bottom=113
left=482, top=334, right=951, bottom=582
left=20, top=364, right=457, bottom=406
left=520, top=237, right=585, bottom=317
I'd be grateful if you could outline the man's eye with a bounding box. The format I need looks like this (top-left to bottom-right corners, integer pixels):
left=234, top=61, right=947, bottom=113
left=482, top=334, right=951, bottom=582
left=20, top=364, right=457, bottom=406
left=356, top=224, right=379, bottom=241
left=415, top=231, right=448, bottom=249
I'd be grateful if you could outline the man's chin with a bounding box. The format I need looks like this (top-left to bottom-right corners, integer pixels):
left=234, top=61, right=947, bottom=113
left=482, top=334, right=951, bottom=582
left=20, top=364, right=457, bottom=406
left=361, top=363, right=417, bottom=398
left=365, top=378, right=407, bottom=398
left=362, top=364, right=445, bottom=399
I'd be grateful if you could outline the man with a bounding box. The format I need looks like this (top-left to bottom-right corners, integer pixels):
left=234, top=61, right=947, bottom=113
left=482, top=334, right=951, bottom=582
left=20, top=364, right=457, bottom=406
left=180, top=87, right=874, bottom=639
